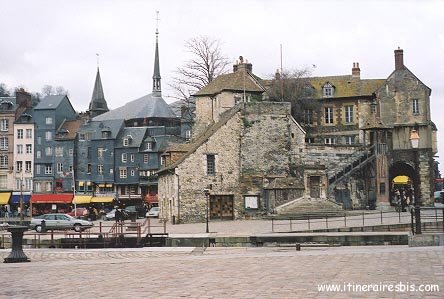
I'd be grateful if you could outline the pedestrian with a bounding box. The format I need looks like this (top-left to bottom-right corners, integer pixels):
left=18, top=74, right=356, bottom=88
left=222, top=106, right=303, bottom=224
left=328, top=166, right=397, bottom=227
left=115, top=208, right=122, bottom=223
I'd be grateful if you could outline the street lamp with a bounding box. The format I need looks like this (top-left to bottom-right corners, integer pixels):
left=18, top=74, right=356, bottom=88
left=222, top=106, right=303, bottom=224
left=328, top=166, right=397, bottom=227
left=410, top=129, right=421, bottom=234
left=203, top=188, right=210, bottom=233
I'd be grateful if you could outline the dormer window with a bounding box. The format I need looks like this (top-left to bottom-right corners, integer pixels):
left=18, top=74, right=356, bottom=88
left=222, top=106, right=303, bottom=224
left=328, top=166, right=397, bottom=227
left=146, top=142, right=153, bottom=151
left=322, top=82, right=334, bottom=98
left=123, top=138, right=129, bottom=147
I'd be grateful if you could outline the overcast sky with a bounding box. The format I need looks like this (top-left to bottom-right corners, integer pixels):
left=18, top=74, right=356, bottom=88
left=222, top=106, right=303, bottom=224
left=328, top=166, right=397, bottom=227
left=1, top=0, right=444, bottom=171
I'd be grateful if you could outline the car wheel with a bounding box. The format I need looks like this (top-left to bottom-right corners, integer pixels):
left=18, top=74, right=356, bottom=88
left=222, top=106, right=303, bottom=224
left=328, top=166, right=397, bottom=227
left=74, top=224, right=82, bottom=232
left=35, top=225, right=42, bottom=233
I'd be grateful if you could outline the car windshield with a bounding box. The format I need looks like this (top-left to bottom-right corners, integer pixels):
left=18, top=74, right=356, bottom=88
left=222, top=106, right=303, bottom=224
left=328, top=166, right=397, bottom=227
left=151, top=207, right=160, bottom=211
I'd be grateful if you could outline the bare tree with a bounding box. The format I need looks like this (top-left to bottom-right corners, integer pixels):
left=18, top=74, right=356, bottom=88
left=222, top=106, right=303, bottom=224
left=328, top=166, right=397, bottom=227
left=0, top=83, right=11, bottom=96
left=41, top=85, right=69, bottom=97
left=169, top=36, right=230, bottom=104
left=267, top=68, right=320, bottom=125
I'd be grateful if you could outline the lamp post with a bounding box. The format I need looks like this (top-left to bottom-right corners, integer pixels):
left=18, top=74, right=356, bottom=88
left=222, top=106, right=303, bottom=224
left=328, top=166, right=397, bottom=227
left=19, top=172, right=24, bottom=224
left=410, top=129, right=421, bottom=234
left=204, top=188, right=210, bottom=233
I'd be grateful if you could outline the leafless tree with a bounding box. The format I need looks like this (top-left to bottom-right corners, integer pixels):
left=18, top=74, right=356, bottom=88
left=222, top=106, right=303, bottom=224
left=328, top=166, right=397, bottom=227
left=0, top=83, right=11, bottom=96
left=169, top=36, right=230, bottom=105
left=267, top=68, right=320, bottom=125
left=41, top=85, right=69, bottom=97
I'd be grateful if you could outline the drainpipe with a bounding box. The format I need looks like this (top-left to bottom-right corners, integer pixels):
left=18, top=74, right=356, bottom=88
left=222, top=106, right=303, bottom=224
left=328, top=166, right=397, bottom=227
left=175, top=171, right=180, bottom=224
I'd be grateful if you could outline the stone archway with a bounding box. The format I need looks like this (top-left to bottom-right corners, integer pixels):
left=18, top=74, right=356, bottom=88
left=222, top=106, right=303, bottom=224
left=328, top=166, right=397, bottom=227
left=389, top=161, right=415, bottom=207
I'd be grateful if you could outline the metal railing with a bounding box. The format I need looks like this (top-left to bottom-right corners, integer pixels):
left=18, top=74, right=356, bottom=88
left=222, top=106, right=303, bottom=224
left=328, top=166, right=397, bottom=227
left=271, top=210, right=415, bottom=233
left=411, top=207, right=444, bottom=235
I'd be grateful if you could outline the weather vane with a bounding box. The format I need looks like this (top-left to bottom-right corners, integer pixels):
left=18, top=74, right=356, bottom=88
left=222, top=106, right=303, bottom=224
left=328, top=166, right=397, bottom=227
left=155, top=11, right=160, bottom=36
left=96, top=53, right=99, bottom=68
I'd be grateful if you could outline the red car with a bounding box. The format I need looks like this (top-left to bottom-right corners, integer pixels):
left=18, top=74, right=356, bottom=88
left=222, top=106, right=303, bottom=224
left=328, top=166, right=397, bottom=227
left=66, top=208, right=88, bottom=218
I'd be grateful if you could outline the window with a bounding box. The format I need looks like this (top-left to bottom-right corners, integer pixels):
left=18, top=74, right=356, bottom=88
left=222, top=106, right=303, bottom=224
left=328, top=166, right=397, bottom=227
left=55, top=147, right=63, bottom=156
left=34, top=182, right=41, bottom=192
left=0, top=137, right=8, bottom=150
left=87, top=164, right=92, bottom=174
left=98, top=147, right=105, bottom=158
left=97, top=164, right=103, bottom=175
left=26, top=129, right=32, bottom=139
left=46, top=182, right=52, bottom=192
left=122, top=153, right=127, bottom=163
left=131, top=170, right=135, bottom=176
left=36, top=151, right=41, bottom=159
left=120, top=168, right=127, bottom=178
left=345, top=136, right=355, bottom=145
left=146, top=142, right=152, bottom=151
left=0, top=155, right=8, bottom=167
left=0, top=175, right=6, bottom=188
left=324, top=107, right=334, bottom=124
left=26, top=144, right=32, bottom=154
left=25, top=178, right=32, bottom=190
left=69, top=149, right=73, bottom=156
left=57, top=163, right=63, bottom=173
left=144, top=154, right=149, bottom=163
left=323, top=83, right=334, bottom=98
left=36, top=164, right=41, bottom=174
left=0, top=119, right=8, bottom=131
left=324, top=137, right=336, bottom=145
left=130, top=154, right=134, bottom=162
left=206, top=154, right=215, bottom=175
left=412, top=99, right=419, bottom=114
left=17, top=129, right=23, bottom=139
left=305, top=137, right=314, bottom=144
left=16, top=161, right=23, bottom=172
left=15, top=179, right=21, bottom=190
left=123, top=138, right=129, bottom=147
left=245, top=195, right=259, bottom=209
left=303, top=109, right=313, bottom=125
left=45, top=117, right=53, bottom=125
left=17, top=145, right=23, bottom=154
left=185, top=130, right=192, bottom=139
left=79, top=133, right=85, bottom=141
left=45, top=131, right=52, bottom=141
left=45, top=147, right=52, bottom=156
left=345, top=105, right=353, bottom=123
left=37, top=137, right=41, bottom=145
left=45, top=165, right=52, bottom=174
left=25, top=161, right=31, bottom=172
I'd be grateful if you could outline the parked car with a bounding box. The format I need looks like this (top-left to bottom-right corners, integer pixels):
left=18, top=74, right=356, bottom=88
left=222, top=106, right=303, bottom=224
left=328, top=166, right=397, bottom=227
left=146, top=207, right=160, bottom=218
left=434, top=191, right=444, bottom=203
left=66, top=208, right=88, bottom=218
left=30, top=213, right=94, bottom=233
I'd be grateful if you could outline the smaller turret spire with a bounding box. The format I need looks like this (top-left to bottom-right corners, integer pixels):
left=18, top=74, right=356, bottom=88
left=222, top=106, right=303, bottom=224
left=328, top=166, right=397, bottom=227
left=152, top=11, right=161, bottom=96
left=89, top=57, right=109, bottom=118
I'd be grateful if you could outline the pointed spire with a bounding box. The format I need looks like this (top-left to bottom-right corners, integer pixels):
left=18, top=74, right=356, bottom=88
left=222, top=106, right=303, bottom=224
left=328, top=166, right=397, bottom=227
left=89, top=57, right=109, bottom=118
left=152, top=11, right=161, bottom=96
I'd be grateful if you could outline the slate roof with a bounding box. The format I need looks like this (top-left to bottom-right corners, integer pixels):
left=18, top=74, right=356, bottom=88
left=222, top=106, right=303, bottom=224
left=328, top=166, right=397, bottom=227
left=79, top=119, right=124, bottom=140
left=115, top=127, right=148, bottom=148
left=89, top=68, right=109, bottom=114
left=194, top=68, right=266, bottom=96
left=307, top=75, right=385, bottom=98
left=92, top=93, right=177, bottom=121
left=34, top=95, right=66, bottom=110
left=15, top=108, right=34, bottom=124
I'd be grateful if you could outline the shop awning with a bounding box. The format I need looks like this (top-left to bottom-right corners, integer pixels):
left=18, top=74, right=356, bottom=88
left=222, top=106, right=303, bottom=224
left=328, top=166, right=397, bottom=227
left=393, top=175, right=410, bottom=184
left=11, top=192, right=31, bottom=204
left=0, top=192, right=11, bottom=205
left=31, top=194, right=74, bottom=204
left=72, top=195, right=92, bottom=204
left=91, top=196, right=114, bottom=203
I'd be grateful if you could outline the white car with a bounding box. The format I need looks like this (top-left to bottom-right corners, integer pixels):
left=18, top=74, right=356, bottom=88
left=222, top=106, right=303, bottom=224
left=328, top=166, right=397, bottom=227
left=146, top=207, right=160, bottom=218
left=30, top=213, right=94, bottom=232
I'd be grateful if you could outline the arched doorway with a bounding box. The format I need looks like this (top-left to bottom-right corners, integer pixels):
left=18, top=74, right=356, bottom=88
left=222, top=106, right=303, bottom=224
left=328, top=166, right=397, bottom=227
left=389, top=161, right=415, bottom=209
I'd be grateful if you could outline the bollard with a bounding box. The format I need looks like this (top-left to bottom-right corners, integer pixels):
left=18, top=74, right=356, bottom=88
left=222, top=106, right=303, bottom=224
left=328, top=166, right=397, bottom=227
left=295, top=243, right=301, bottom=251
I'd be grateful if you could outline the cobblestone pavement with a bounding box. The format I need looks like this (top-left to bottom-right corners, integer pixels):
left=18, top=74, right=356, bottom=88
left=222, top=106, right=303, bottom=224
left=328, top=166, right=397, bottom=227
left=1, top=245, right=443, bottom=298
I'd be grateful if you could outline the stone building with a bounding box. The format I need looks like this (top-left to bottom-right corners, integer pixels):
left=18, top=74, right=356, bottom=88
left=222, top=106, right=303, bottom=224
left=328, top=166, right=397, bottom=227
left=158, top=48, right=438, bottom=223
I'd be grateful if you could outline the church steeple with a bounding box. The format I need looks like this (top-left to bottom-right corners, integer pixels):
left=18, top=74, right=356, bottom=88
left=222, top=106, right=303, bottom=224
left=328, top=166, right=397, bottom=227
left=152, top=11, right=161, bottom=96
left=89, top=55, right=109, bottom=118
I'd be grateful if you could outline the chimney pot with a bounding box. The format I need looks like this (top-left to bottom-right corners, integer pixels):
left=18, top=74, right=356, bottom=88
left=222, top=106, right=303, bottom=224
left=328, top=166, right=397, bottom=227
left=352, top=62, right=360, bottom=78
left=394, top=48, right=404, bottom=70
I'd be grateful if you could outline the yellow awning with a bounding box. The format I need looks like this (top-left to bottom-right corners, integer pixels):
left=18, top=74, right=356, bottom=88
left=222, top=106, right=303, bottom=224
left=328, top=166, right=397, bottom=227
left=0, top=192, right=11, bottom=205
left=105, top=184, right=113, bottom=188
left=79, top=182, right=84, bottom=187
left=72, top=195, right=92, bottom=204
left=91, top=196, right=114, bottom=203
left=98, top=184, right=105, bottom=188
left=393, top=175, right=410, bottom=184
left=87, top=182, right=91, bottom=186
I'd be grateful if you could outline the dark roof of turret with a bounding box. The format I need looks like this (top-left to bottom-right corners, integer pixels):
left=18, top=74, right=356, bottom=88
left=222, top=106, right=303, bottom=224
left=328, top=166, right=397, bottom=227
left=89, top=68, right=109, bottom=113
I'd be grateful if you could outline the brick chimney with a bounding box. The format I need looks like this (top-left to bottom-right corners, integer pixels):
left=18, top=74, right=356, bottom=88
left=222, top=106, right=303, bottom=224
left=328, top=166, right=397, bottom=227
left=352, top=62, right=360, bottom=78
left=233, top=55, right=253, bottom=73
left=394, top=47, right=404, bottom=70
